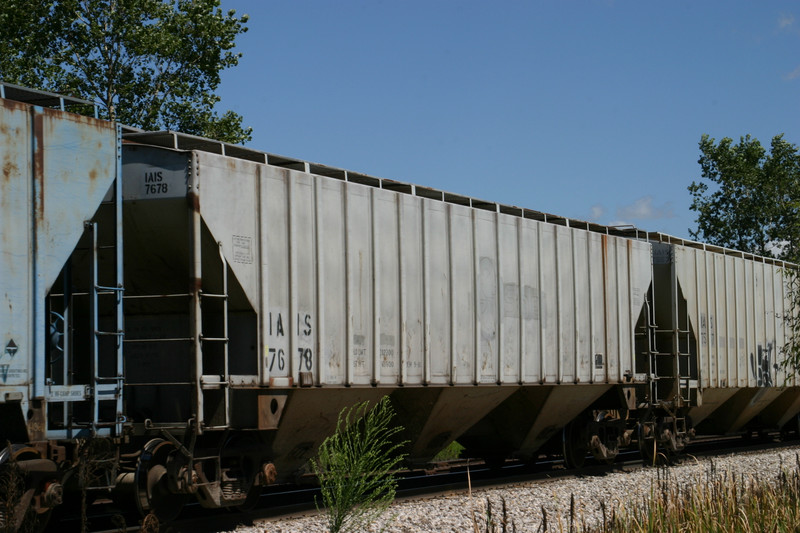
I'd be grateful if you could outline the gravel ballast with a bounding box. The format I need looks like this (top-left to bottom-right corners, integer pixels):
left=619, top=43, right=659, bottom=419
left=233, top=444, right=800, bottom=532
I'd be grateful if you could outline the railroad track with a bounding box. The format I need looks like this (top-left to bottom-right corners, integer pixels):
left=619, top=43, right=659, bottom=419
left=52, top=433, right=799, bottom=533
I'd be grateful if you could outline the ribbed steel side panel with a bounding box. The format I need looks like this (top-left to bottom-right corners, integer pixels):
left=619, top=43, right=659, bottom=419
left=1, top=98, right=118, bottom=399
left=674, top=245, right=793, bottom=390
left=188, top=151, right=652, bottom=388
left=0, top=99, right=33, bottom=392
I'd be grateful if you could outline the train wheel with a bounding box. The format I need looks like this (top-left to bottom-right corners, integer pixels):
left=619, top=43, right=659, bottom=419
left=233, top=461, right=267, bottom=512
left=0, top=494, right=51, bottom=533
left=16, top=508, right=52, bottom=533
left=638, top=422, right=659, bottom=466
left=236, top=485, right=263, bottom=512
left=0, top=447, right=56, bottom=533
left=221, top=435, right=266, bottom=511
left=133, top=439, right=188, bottom=523
left=562, top=418, right=588, bottom=469
left=588, top=411, right=620, bottom=464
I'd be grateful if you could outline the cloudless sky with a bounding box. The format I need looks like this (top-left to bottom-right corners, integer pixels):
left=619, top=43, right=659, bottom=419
left=217, top=1, right=800, bottom=239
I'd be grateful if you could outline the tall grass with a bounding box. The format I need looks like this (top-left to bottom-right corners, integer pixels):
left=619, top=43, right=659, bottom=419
left=470, top=454, right=800, bottom=533
left=589, top=455, right=800, bottom=533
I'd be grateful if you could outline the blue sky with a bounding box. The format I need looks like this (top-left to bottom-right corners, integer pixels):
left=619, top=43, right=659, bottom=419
left=217, top=1, right=800, bottom=239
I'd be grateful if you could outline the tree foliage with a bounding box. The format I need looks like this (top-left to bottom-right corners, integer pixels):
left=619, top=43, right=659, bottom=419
left=689, top=134, right=800, bottom=261
left=0, top=0, right=251, bottom=144
left=309, top=397, right=407, bottom=533
left=689, top=133, right=800, bottom=377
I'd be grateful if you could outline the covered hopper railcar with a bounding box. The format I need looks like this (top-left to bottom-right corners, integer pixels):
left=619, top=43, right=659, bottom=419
left=0, top=84, right=123, bottom=530
left=1, top=84, right=798, bottom=530
left=119, top=132, right=655, bottom=478
left=650, top=240, right=800, bottom=436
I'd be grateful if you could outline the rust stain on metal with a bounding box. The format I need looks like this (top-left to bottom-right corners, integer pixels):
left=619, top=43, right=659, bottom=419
left=40, top=104, right=116, bottom=140
left=2, top=159, right=17, bottom=184
left=26, top=402, right=47, bottom=441
left=261, top=463, right=278, bottom=485
left=0, top=104, right=17, bottom=195
left=33, top=110, right=45, bottom=225
left=187, top=190, right=200, bottom=211
left=41, top=105, right=103, bottom=127
left=1, top=98, right=28, bottom=113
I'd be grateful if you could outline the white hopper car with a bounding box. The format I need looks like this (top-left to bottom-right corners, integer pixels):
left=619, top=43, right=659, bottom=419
left=1, top=84, right=797, bottom=529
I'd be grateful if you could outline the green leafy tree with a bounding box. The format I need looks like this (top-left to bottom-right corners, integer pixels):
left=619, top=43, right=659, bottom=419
left=310, top=397, right=407, bottom=533
left=688, top=134, right=800, bottom=260
left=0, top=0, right=251, bottom=144
left=689, top=133, right=800, bottom=375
